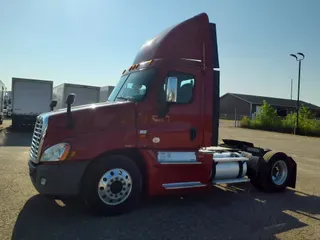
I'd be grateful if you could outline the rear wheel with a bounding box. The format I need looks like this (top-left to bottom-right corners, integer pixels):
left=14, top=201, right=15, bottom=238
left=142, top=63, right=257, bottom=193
left=251, top=152, right=292, bottom=192
left=81, top=155, right=142, bottom=216
left=271, top=160, right=288, bottom=186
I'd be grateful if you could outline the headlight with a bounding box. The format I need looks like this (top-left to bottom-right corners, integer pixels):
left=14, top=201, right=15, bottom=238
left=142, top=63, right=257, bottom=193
left=40, top=143, right=70, bottom=162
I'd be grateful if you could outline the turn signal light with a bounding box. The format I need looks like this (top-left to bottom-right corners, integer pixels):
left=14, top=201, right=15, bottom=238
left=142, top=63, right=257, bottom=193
left=140, top=59, right=153, bottom=65
left=128, top=60, right=153, bottom=72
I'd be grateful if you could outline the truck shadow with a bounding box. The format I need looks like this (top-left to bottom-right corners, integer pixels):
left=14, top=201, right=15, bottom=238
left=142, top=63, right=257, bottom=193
left=0, top=128, right=33, bottom=147
left=12, top=186, right=320, bottom=240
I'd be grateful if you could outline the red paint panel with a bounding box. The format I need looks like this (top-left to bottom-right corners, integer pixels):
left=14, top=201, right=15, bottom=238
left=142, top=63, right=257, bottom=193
left=140, top=149, right=213, bottom=196
left=41, top=102, right=137, bottom=160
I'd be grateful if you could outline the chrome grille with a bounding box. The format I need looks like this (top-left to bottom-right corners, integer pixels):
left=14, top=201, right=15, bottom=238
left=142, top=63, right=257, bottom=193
left=30, top=117, right=43, bottom=161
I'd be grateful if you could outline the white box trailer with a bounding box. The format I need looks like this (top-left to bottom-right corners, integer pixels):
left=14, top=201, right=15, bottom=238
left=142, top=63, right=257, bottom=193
left=100, top=85, right=115, bottom=102
left=0, top=80, right=5, bottom=124
left=12, top=78, right=53, bottom=129
left=4, top=91, right=12, bottom=117
left=53, top=83, right=100, bottom=109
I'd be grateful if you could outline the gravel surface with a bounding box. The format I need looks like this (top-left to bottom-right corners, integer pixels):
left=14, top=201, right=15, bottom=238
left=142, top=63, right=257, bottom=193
left=0, top=123, right=319, bottom=240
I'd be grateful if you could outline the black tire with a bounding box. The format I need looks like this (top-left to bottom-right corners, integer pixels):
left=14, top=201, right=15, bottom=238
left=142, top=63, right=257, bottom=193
left=256, top=152, right=292, bottom=193
left=43, top=195, right=57, bottom=200
left=250, top=178, right=263, bottom=191
left=81, top=155, right=142, bottom=216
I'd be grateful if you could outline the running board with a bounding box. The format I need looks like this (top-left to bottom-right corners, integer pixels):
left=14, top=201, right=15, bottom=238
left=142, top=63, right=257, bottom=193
left=213, top=178, right=250, bottom=185
left=163, top=181, right=206, bottom=190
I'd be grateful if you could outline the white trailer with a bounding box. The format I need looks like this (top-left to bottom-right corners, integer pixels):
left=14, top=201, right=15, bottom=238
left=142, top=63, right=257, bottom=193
left=53, top=83, right=100, bottom=110
left=4, top=91, right=12, bottom=117
left=100, top=85, right=115, bottom=102
left=12, top=78, right=53, bottom=129
left=0, top=80, right=5, bottom=124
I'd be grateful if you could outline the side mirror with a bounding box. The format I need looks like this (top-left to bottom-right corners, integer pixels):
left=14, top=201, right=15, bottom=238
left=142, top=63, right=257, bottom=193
left=50, top=100, right=57, bottom=111
left=65, top=93, right=76, bottom=129
left=65, top=93, right=76, bottom=105
left=166, top=77, right=178, bottom=103
left=157, top=76, right=178, bottom=118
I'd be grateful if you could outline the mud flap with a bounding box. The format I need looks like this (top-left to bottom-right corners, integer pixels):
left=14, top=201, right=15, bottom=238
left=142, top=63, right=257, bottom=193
left=286, top=157, right=297, bottom=188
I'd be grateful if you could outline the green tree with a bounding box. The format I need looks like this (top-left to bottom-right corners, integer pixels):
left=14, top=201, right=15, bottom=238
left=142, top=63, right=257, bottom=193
left=255, top=100, right=282, bottom=129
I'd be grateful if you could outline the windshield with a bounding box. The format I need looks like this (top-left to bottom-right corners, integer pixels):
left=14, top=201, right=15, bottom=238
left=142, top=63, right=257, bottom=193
left=108, top=68, right=156, bottom=102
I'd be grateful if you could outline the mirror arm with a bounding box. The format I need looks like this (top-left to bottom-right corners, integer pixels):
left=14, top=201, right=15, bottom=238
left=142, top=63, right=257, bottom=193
left=66, top=104, right=74, bottom=128
left=65, top=93, right=76, bottom=129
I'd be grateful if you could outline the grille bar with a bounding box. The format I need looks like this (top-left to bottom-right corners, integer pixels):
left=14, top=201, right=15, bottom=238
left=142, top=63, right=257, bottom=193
left=30, top=117, right=43, bottom=162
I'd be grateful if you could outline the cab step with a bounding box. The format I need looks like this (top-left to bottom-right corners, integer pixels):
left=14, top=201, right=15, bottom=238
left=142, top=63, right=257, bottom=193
left=213, top=177, right=250, bottom=185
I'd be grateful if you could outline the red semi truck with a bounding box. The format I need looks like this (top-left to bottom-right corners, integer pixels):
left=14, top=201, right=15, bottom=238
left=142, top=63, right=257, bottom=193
left=28, top=13, right=297, bottom=215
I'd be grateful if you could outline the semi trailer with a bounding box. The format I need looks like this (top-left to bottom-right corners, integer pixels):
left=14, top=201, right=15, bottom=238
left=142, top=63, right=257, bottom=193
left=53, top=83, right=100, bottom=110
left=28, top=13, right=297, bottom=216
left=100, top=85, right=115, bottom=102
left=12, top=78, right=53, bottom=129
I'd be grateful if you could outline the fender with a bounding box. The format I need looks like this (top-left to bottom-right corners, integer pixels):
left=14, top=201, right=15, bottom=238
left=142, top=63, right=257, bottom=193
left=221, top=139, right=265, bottom=156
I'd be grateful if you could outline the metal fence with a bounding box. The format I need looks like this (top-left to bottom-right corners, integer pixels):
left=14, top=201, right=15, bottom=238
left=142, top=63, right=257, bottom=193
left=220, top=113, right=250, bottom=127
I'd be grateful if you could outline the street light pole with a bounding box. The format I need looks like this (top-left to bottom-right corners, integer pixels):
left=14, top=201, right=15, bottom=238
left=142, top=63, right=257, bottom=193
left=290, top=79, right=293, bottom=100
left=290, top=52, right=305, bottom=135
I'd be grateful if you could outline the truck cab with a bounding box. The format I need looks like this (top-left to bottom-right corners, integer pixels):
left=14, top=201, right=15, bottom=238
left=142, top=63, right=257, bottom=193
left=28, top=13, right=297, bottom=216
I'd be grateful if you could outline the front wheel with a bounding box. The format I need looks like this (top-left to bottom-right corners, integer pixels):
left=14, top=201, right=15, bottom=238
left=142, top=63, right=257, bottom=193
left=81, top=155, right=142, bottom=216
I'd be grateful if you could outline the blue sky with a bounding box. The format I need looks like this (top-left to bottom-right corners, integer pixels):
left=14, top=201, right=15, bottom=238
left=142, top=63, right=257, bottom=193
left=1, top=0, right=319, bottom=105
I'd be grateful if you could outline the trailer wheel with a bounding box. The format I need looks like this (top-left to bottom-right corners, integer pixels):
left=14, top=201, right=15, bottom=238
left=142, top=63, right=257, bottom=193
left=81, top=155, right=142, bottom=216
left=256, top=152, right=292, bottom=192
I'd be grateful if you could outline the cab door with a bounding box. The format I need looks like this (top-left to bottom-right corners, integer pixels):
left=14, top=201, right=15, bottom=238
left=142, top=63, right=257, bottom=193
left=137, top=64, right=204, bottom=150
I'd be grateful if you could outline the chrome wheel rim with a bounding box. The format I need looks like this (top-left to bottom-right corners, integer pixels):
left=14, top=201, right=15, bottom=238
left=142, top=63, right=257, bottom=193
left=271, top=160, right=288, bottom=185
left=97, top=168, right=132, bottom=205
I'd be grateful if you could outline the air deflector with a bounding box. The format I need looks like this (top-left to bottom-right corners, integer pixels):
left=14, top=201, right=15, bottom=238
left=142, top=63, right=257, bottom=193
left=133, top=13, right=219, bottom=69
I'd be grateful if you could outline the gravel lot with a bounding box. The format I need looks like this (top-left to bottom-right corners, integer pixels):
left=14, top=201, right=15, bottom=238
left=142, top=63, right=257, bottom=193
left=0, top=120, right=319, bottom=240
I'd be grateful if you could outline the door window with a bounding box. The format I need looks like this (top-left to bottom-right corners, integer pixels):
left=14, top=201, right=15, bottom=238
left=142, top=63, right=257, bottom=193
left=163, top=72, right=195, bottom=104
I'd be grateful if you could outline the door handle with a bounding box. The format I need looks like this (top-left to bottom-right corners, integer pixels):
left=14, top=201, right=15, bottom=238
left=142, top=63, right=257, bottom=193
left=152, top=115, right=170, bottom=122
left=190, top=128, right=197, bottom=141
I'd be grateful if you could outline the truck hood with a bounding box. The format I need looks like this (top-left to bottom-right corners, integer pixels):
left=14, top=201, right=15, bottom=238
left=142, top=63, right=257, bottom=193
left=41, top=101, right=130, bottom=118
left=41, top=100, right=136, bottom=141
